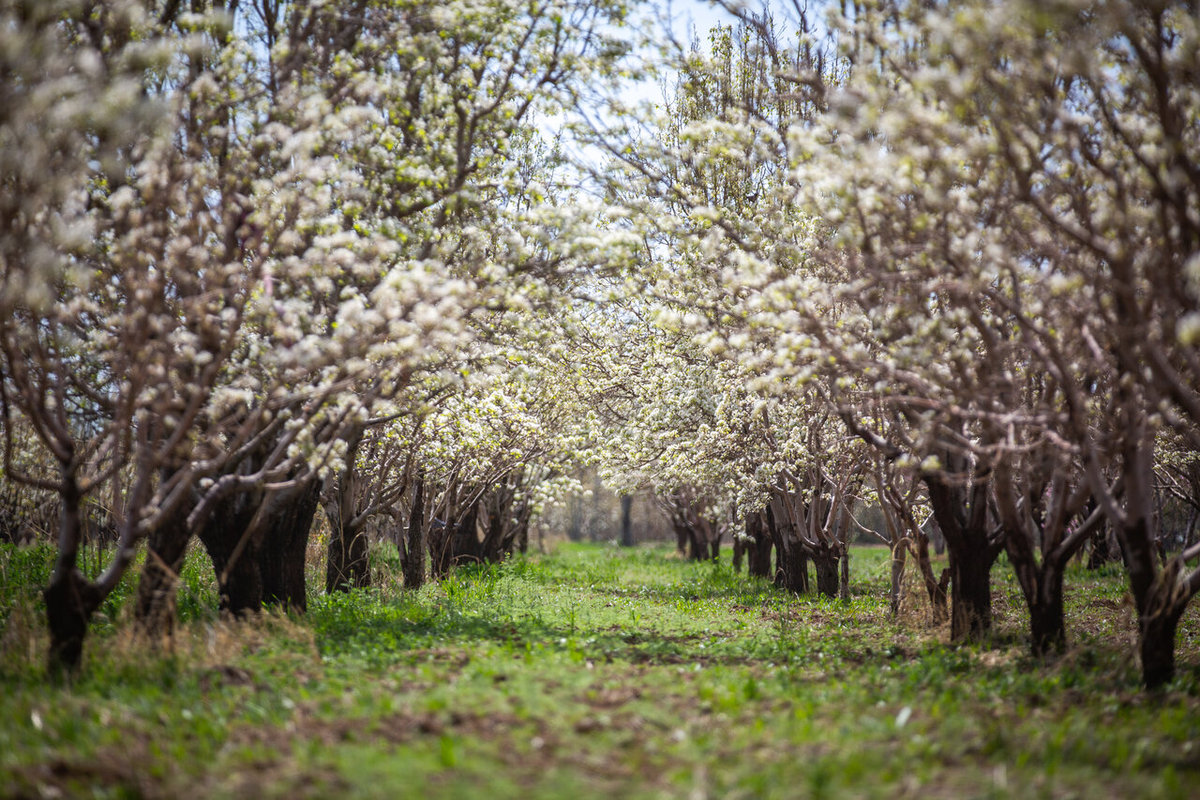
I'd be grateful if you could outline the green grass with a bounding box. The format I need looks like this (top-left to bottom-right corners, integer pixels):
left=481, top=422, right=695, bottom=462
left=1, top=541, right=1198, bottom=799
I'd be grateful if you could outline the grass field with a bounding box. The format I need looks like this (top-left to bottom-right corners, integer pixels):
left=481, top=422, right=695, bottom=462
left=2, top=540, right=1199, bottom=799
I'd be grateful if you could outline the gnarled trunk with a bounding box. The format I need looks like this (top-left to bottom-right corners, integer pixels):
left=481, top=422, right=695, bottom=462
left=44, top=567, right=102, bottom=677
left=324, top=436, right=370, bottom=594
left=1006, top=530, right=1070, bottom=656
left=197, top=487, right=267, bottom=617
left=925, top=470, right=997, bottom=643
left=1087, top=526, right=1118, bottom=569
left=44, top=473, right=103, bottom=675
left=768, top=501, right=810, bottom=594
left=325, top=519, right=370, bottom=593
left=913, top=534, right=950, bottom=623
left=776, top=543, right=809, bottom=593
left=947, top=545, right=993, bottom=642
left=1028, top=569, right=1067, bottom=656
left=748, top=512, right=773, bottom=579
left=134, top=520, right=191, bottom=640
left=1110, top=413, right=1200, bottom=688
left=1140, top=604, right=1185, bottom=690
left=813, top=552, right=839, bottom=598
left=451, top=501, right=482, bottom=566
left=1004, top=538, right=1067, bottom=656
left=685, top=522, right=708, bottom=561
left=1121, top=513, right=1193, bottom=688
left=201, top=512, right=264, bottom=616
left=261, top=481, right=318, bottom=611
left=674, top=522, right=688, bottom=555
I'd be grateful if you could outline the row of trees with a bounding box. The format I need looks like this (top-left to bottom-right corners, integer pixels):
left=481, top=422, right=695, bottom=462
left=582, top=0, right=1200, bottom=687
left=0, top=0, right=630, bottom=672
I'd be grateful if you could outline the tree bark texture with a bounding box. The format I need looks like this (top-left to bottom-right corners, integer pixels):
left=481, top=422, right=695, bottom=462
left=810, top=552, right=838, bottom=599
left=1120, top=513, right=1193, bottom=688
left=924, top=470, right=998, bottom=642
left=324, top=517, right=370, bottom=593
left=768, top=503, right=810, bottom=594
left=133, top=515, right=191, bottom=640
left=44, top=566, right=102, bottom=676
left=1087, top=525, right=1119, bottom=570
left=1027, top=569, right=1067, bottom=656
left=748, top=512, right=773, bottom=579
left=197, top=487, right=266, bottom=617
left=947, top=545, right=993, bottom=642
left=44, top=473, right=102, bottom=675
left=261, top=480, right=318, bottom=610
left=913, top=535, right=950, bottom=623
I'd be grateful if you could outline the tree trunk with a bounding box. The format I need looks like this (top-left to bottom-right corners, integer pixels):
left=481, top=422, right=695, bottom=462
left=889, top=541, right=907, bottom=617
left=1087, top=525, right=1116, bottom=570
left=1028, top=567, right=1067, bottom=656
left=199, top=502, right=264, bottom=617
left=925, top=471, right=996, bottom=642
left=948, top=546, right=992, bottom=642
left=325, top=518, right=370, bottom=593
left=1003, top=534, right=1067, bottom=657
left=791, top=547, right=810, bottom=593
left=260, top=481, right=318, bottom=611
left=813, top=552, right=839, bottom=598
left=568, top=493, right=583, bottom=541
left=765, top=506, right=807, bottom=591
left=1140, top=603, right=1185, bottom=690
left=1118, top=452, right=1180, bottom=687
left=1003, top=514, right=1072, bottom=658
left=930, top=520, right=946, bottom=555
left=619, top=495, right=634, bottom=547
left=686, top=523, right=707, bottom=561
left=748, top=512, right=773, bottom=579
left=912, top=534, right=949, bottom=623
left=479, top=493, right=508, bottom=563
left=772, top=520, right=811, bottom=594
left=44, top=567, right=102, bottom=677
left=501, top=505, right=528, bottom=559
left=202, top=521, right=264, bottom=616
left=1121, top=513, right=1194, bottom=688
left=44, top=474, right=103, bottom=675
left=454, top=500, right=483, bottom=565
left=517, top=518, right=529, bottom=554
left=134, top=519, right=191, bottom=640
left=838, top=546, right=850, bottom=601
left=403, top=476, right=426, bottom=589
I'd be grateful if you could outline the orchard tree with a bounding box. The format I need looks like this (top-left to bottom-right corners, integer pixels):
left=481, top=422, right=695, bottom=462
left=1, top=0, right=634, bottom=671
left=788, top=0, right=1200, bottom=683
left=625, top=0, right=1200, bottom=681
left=0, top=0, right=216, bottom=670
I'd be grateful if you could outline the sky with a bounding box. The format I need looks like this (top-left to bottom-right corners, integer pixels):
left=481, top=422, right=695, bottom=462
left=609, top=0, right=739, bottom=115
left=660, top=0, right=732, bottom=45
